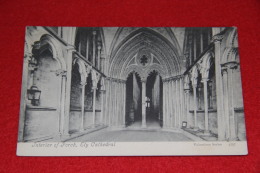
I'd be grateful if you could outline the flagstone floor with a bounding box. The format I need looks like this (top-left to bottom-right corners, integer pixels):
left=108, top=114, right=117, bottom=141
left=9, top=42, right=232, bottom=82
left=67, top=128, right=192, bottom=142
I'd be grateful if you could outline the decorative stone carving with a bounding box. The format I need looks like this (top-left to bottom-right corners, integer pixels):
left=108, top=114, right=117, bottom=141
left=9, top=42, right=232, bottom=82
left=211, top=33, right=224, bottom=43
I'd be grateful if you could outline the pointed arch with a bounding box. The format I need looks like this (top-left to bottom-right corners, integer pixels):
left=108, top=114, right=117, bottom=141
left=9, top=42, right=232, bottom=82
left=39, top=34, right=66, bottom=71
left=109, top=28, right=182, bottom=79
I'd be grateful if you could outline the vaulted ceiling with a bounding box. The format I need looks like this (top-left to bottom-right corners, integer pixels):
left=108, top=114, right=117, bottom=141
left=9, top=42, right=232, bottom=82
left=103, top=27, right=186, bottom=57
left=106, top=27, right=186, bottom=79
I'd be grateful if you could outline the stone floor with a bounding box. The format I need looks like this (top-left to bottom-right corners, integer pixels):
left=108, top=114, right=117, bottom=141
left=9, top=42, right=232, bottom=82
left=183, top=128, right=218, bottom=141
left=126, top=116, right=161, bottom=129
left=67, top=128, right=192, bottom=142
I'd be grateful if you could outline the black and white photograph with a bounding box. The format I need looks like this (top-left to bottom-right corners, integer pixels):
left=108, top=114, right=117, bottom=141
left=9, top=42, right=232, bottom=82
left=17, top=27, right=247, bottom=156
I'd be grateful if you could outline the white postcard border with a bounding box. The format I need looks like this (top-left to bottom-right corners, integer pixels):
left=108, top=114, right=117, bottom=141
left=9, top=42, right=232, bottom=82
left=17, top=141, right=248, bottom=156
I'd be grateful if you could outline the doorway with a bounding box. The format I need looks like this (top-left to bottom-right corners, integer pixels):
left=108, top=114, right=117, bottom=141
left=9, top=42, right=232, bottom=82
left=146, top=71, right=163, bottom=128
left=125, top=71, right=163, bottom=129
left=125, top=72, right=142, bottom=127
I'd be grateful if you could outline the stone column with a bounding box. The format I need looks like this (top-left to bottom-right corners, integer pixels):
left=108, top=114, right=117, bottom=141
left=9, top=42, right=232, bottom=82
left=174, top=80, right=177, bottom=127
left=170, top=80, right=174, bottom=127
left=100, top=56, right=105, bottom=72
left=141, top=79, right=147, bottom=128
left=184, top=89, right=190, bottom=125
left=192, top=82, right=198, bottom=130
left=92, top=30, right=97, bottom=66
left=57, top=70, right=67, bottom=136
left=222, top=67, right=230, bottom=140
left=92, top=85, right=97, bottom=127
left=164, top=81, right=168, bottom=128
left=100, top=89, right=105, bottom=124
left=212, top=30, right=225, bottom=140
left=64, top=46, right=75, bottom=135
left=97, top=43, right=102, bottom=70
left=228, top=63, right=238, bottom=140
left=202, top=78, right=210, bottom=135
left=163, top=81, right=166, bottom=127
left=122, top=82, right=126, bottom=127
left=80, top=82, right=86, bottom=132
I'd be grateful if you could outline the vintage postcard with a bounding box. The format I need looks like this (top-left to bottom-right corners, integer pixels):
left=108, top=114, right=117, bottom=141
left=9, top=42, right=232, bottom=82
left=17, top=27, right=247, bottom=156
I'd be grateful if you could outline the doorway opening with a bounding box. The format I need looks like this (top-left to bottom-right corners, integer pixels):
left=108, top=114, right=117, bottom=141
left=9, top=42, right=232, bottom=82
left=146, top=71, right=163, bottom=128
left=125, top=72, right=142, bottom=127
left=125, top=71, right=163, bottom=129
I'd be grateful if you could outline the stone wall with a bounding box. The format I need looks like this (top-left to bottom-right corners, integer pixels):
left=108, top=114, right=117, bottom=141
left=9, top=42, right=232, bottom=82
left=24, top=108, right=59, bottom=140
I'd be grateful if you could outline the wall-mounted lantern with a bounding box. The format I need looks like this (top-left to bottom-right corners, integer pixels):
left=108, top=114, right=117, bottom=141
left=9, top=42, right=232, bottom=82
left=27, top=85, right=41, bottom=106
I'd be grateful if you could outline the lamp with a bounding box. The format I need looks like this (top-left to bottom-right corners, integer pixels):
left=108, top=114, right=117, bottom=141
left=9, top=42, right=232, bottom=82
left=27, top=85, right=41, bottom=106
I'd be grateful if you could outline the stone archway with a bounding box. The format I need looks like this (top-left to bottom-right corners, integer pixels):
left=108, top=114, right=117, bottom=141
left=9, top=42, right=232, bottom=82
left=105, top=28, right=182, bottom=129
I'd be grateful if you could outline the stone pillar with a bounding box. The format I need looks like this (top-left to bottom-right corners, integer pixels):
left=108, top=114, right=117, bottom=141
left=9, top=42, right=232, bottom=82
left=97, top=43, right=102, bottom=70
left=192, top=83, right=198, bottom=130
left=184, top=89, right=190, bottom=125
left=170, top=80, right=174, bottom=127
left=174, top=80, right=177, bottom=128
left=57, top=71, right=67, bottom=136
left=141, top=80, right=147, bottom=128
left=92, top=86, right=97, bottom=127
left=92, top=30, right=97, bottom=66
left=100, top=56, right=105, bottom=72
left=228, top=63, right=238, bottom=140
left=164, top=81, right=168, bottom=128
left=212, top=30, right=225, bottom=140
left=191, top=67, right=199, bottom=130
left=122, top=82, right=126, bottom=127
left=100, top=89, right=105, bottom=124
left=222, top=67, right=230, bottom=140
left=64, top=46, right=74, bottom=135
left=202, top=78, right=210, bottom=135
left=163, top=81, right=166, bottom=127
left=80, top=82, right=86, bottom=131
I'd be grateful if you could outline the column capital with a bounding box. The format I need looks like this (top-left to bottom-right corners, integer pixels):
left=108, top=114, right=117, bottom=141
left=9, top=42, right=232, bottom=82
left=80, top=81, right=87, bottom=86
left=141, top=79, right=147, bottom=83
left=192, top=83, right=197, bottom=88
left=222, top=61, right=239, bottom=70
left=184, top=89, right=190, bottom=93
left=66, top=44, right=75, bottom=51
left=221, top=66, right=228, bottom=76
left=202, top=78, right=209, bottom=83
left=191, top=77, right=198, bottom=88
left=211, top=33, right=224, bottom=43
left=54, top=69, right=67, bottom=77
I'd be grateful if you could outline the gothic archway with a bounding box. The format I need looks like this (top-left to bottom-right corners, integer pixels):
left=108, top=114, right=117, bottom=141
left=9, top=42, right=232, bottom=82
left=146, top=71, right=163, bottom=128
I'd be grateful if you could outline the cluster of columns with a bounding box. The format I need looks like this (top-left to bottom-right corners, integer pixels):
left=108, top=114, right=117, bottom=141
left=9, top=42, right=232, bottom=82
left=162, top=77, right=185, bottom=129
left=187, top=52, right=213, bottom=134
left=221, top=62, right=239, bottom=141
left=104, top=78, right=126, bottom=127
left=75, top=61, right=104, bottom=131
